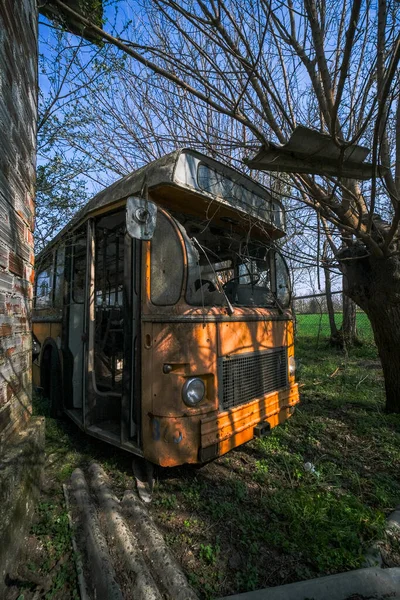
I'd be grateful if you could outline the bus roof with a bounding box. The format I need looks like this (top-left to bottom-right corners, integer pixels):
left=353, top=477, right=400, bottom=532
left=38, top=148, right=285, bottom=257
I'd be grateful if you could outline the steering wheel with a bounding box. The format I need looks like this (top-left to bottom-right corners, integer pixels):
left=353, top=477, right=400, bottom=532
left=193, top=279, right=217, bottom=292
left=222, top=273, right=260, bottom=289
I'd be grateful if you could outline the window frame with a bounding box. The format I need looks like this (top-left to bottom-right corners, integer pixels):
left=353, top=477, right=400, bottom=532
left=274, top=250, right=292, bottom=308
left=53, top=244, right=66, bottom=308
left=150, top=210, right=185, bottom=307
left=34, top=252, right=55, bottom=309
left=71, top=235, right=88, bottom=305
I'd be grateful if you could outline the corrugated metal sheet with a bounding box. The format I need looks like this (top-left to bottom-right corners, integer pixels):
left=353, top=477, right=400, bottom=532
left=246, top=125, right=386, bottom=180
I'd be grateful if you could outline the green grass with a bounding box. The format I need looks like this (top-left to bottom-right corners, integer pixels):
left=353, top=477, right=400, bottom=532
left=25, top=332, right=400, bottom=599
left=149, top=337, right=400, bottom=598
left=296, top=312, right=374, bottom=342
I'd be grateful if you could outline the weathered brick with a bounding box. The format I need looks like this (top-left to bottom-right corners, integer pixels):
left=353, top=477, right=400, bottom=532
left=9, top=251, right=24, bottom=277
left=10, top=297, right=21, bottom=314
left=24, top=264, right=34, bottom=282
left=0, top=270, right=13, bottom=292
left=0, top=324, right=12, bottom=336
left=26, top=228, right=33, bottom=246
left=0, top=0, right=38, bottom=588
left=13, top=279, right=30, bottom=298
left=0, top=0, right=36, bottom=448
left=0, top=245, right=8, bottom=269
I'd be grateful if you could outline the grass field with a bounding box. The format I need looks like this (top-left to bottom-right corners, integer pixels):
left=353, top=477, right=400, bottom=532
left=8, top=331, right=400, bottom=599
left=296, top=312, right=374, bottom=342
left=146, top=338, right=400, bottom=597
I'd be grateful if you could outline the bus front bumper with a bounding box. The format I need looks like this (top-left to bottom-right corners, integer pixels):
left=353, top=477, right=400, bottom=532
left=200, top=383, right=299, bottom=462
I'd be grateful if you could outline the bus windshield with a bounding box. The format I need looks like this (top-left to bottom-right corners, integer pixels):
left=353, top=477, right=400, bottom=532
left=181, top=220, right=290, bottom=309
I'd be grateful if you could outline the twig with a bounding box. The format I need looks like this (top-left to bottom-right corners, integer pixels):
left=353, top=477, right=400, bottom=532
left=356, top=374, right=368, bottom=389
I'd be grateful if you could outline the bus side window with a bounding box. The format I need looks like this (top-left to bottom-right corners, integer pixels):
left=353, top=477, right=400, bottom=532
left=35, top=258, right=53, bottom=308
left=54, top=245, right=65, bottom=307
left=95, top=222, right=124, bottom=307
left=150, top=212, right=184, bottom=306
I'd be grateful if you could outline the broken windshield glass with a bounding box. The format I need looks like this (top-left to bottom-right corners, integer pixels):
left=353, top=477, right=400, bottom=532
left=182, top=229, right=278, bottom=308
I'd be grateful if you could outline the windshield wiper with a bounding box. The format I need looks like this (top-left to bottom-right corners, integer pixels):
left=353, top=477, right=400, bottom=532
left=192, top=237, right=235, bottom=316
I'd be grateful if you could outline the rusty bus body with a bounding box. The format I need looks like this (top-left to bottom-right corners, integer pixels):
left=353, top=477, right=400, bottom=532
left=32, top=149, right=299, bottom=466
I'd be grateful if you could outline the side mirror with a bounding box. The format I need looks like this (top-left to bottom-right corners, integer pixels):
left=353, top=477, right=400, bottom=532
left=126, top=196, right=157, bottom=240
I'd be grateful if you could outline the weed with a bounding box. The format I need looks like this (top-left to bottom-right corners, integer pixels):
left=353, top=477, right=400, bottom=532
left=154, top=493, right=178, bottom=509
left=229, top=479, right=248, bottom=501
left=264, top=487, right=385, bottom=571
left=235, top=564, right=260, bottom=591
left=253, top=459, right=269, bottom=482
left=182, top=483, right=202, bottom=509
left=199, top=542, right=220, bottom=565
left=28, top=498, right=78, bottom=598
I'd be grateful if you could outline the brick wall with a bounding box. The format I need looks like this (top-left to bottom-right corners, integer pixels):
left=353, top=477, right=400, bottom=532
left=0, top=0, right=37, bottom=447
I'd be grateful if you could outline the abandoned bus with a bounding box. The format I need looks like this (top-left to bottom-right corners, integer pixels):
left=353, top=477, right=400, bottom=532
left=32, top=149, right=299, bottom=467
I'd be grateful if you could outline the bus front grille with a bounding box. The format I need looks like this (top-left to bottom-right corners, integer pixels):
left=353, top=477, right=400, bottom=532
left=221, top=348, right=287, bottom=411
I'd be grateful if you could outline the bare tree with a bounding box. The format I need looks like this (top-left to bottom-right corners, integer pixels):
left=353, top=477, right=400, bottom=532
left=321, top=240, right=339, bottom=342
left=44, top=0, right=400, bottom=412
left=35, top=28, right=113, bottom=249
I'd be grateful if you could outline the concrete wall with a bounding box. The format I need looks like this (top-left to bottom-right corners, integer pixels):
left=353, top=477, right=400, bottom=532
left=0, top=0, right=37, bottom=448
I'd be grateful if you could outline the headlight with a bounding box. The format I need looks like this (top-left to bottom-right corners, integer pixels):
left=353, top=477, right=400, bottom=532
left=288, top=356, right=296, bottom=378
left=182, top=377, right=205, bottom=407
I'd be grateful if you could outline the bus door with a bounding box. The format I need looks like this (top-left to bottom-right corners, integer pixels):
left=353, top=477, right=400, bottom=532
left=87, top=211, right=140, bottom=446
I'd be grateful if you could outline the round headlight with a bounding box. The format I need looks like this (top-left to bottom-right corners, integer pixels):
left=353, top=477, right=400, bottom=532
left=182, top=377, right=205, bottom=407
left=288, top=356, right=296, bottom=378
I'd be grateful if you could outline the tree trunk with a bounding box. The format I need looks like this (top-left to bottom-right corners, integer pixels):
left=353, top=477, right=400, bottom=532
left=341, top=291, right=359, bottom=346
left=367, top=303, right=400, bottom=413
left=322, top=259, right=338, bottom=340
left=339, top=246, right=400, bottom=413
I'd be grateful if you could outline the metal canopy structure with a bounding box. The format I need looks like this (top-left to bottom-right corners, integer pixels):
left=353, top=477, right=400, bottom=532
left=245, top=125, right=388, bottom=180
